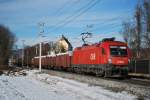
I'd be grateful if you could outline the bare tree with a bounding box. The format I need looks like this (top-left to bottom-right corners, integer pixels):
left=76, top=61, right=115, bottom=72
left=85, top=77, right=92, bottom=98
left=120, top=1, right=150, bottom=59
left=120, top=21, right=136, bottom=48
left=120, top=21, right=138, bottom=58
left=143, top=0, right=150, bottom=48
left=120, top=3, right=143, bottom=58
left=0, top=25, right=15, bottom=66
left=134, top=4, right=142, bottom=58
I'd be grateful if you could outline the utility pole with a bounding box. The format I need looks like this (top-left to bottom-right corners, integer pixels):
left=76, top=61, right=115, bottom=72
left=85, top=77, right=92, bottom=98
left=22, top=40, right=25, bottom=67
left=27, top=50, right=29, bottom=68
left=38, top=22, right=45, bottom=72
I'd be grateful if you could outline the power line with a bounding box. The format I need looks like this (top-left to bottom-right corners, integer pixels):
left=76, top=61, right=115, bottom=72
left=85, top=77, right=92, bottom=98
left=70, top=26, right=122, bottom=46
left=25, top=1, right=76, bottom=47
left=29, top=1, right=132, bottom=47
left=53, top=0, right=72, bottom=15
left=48, top=0, right=135, bottom=33
left=53, top=0, right=101, bottom=32
left=78, top=11, right=133, bottom=34
left=91, top=21, right=122, bottom=32
left=35, top=16, right=126, bottom=47
left=49, top=0, right=93, bottom=28
left=53, top=0, right=81, bottom=16
left=48, top=0, right=99, bottom=32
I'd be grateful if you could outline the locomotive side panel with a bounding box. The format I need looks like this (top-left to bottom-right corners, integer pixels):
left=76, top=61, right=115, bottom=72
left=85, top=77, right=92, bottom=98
left=72, top=46, right=101, bottom=65
left=100, top=45, right=109, bottom=64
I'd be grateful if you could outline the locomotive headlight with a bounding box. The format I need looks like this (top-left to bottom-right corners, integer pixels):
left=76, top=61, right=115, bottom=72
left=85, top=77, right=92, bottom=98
left=108, top=58, right=112, bottom=64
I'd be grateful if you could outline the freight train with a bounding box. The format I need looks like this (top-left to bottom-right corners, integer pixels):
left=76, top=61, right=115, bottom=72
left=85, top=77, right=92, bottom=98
left=31, top=38, right=131, bottom=77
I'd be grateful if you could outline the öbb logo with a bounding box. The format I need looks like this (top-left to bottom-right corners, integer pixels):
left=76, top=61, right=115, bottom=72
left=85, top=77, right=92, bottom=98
left=90, top=53, right=96, bottom=60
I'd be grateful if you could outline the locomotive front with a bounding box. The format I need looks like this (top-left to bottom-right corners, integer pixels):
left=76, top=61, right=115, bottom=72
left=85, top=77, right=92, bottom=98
left=102, top=41, right=130, bottom=77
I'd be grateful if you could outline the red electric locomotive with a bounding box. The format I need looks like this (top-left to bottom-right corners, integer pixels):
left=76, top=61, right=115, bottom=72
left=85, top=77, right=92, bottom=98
left=72, top=38, right=130, bottom=77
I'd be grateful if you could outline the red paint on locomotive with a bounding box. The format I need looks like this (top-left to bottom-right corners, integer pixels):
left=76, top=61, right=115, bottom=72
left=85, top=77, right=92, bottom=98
left=72, top=41, right=130, bottom=66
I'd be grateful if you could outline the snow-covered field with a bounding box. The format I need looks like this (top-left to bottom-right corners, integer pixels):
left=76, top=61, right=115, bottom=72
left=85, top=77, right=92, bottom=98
left=0, top=69, right=137, bottom=100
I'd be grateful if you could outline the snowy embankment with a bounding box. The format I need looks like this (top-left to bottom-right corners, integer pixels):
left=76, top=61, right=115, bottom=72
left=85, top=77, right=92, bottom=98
left=0, top=69, right=137, bottom=100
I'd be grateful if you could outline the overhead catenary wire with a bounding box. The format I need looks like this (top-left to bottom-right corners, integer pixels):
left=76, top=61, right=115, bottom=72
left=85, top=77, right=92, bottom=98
left=25, top=0, right=80, bottom=47
left=70, top=23, right=123, bottom=43
left=38, top=0, right=131, bottom=43
left=53, top=0, right=101, bottom=32
left=78, top=9, right=134, bottom=33
left=48, top=0, right=135, bottom=34
left=48, top=0, right=101, bottom=33
left=29, top=16, right=125, bottom=47
left=29, top=1, right=134, bottom=48
left=28, top=0, right=91, bottom=47
left=47, top=0, right=92, bottom=26
left=53, top=0, right=81, bottom=16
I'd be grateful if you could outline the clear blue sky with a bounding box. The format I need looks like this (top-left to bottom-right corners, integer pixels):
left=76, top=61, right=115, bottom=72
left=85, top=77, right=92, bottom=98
left=0, top=0, right=138, bottom=48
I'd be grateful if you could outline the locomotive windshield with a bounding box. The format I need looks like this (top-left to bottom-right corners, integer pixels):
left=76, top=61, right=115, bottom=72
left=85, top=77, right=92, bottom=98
left=110, top=46, right=127, bottom=56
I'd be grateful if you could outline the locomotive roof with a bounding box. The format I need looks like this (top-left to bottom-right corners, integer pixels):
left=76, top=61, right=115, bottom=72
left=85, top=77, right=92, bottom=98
left=75, top=41, right=127, bottom=50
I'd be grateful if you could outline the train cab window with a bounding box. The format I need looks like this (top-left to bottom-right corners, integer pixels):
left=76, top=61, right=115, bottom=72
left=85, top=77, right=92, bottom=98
left=110, top=46, right=127, bottom=56
left=102, top=48, right=105, bottom=55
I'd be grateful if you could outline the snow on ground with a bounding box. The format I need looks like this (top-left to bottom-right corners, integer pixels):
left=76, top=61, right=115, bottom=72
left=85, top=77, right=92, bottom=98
left=0, top=69, right=137, bottom=100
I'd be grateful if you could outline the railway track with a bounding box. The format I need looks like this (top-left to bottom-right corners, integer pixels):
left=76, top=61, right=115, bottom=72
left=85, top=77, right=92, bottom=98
left=42, top=68, right=150, bottom=87
left=98, top=76, right=150, bottom=87
left=122, top=78, right=150, bottom=87
left=13, top=66, right=150, bottom=87
left=42, top=69, right=150, bottom=99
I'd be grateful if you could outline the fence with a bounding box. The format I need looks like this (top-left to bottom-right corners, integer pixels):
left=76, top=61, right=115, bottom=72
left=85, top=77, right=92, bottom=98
left=129, top=59, right=150, bottom=74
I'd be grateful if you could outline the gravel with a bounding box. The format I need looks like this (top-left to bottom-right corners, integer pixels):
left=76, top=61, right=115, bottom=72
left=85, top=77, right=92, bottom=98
left=43, top=69, right=150, bottom=100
